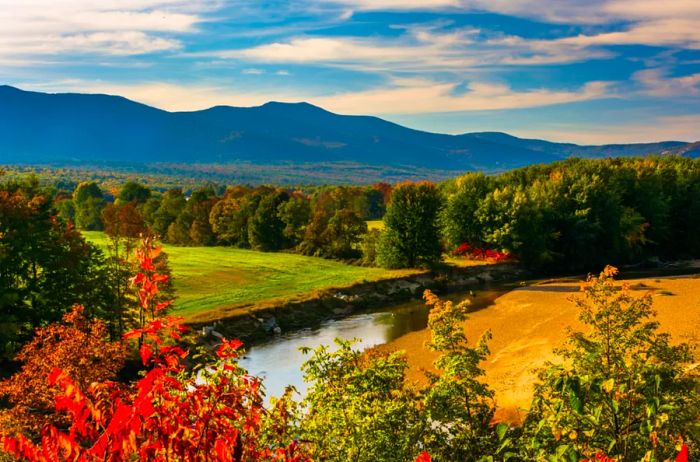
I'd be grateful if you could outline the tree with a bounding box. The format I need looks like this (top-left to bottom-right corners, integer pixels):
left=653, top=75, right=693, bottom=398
left=321, top=208, right=367, bottom=259
left=440, top=172, right=492, bottom=248
left=73, top=182, right=105, bottom=230
left=300, top=341, right=425, bottom=462
left=421, top=290, right=496, bottom=461
left=101, top=202, right=149, bottom=337
left=527, top=266, right=700, bottom=461
left=277, top=196, right=311, bottom=246
left=117, top=181, right=151, bottom=205
left=0, top=305, right=126, bottom=437
left=248, top=191, right=291, bottom=251
left=377, top=182, right=442, bottom=268
left=0, top=178, right=110, bottom=359
left=150, top=189, right=186, bottom=241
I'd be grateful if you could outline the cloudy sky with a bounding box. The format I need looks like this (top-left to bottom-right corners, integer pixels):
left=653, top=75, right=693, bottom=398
left=2, top=0, right=700, bottom=144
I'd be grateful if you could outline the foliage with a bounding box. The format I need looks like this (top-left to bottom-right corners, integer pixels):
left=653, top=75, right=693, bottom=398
left=0, top=306, right=126, bottom=436
left=277, top=196, right=311, bottom=246
left=248, top=190, right=291, bottom=251
left=378, top=181, right=442, bottom=268
left=526, top=266, right=700, bottom=461
left=116, top=181, right=151, bottom=205
left=452, top=243, right=511, bottom=262
left=360, top=228, right=382, bottom=265
left=0, top=177, right=111, bottom=359
left=421, top=290, right=496, bottom=461
left=441, top=157, right=700, bottom=270
left=73, top=182, right=105, bottom=231
left=0, top=239, right=309, bottom=462
left=300, top=341, right=425, bottom=461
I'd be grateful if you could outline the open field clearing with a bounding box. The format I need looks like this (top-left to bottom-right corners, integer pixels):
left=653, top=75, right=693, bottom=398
left=82, top=231, right=422, bottom=320
left=378, top=274, right=700, bottom=423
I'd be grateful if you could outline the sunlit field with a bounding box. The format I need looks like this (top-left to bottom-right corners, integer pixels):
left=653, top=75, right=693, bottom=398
left=83, top=231, right=421, bottom=320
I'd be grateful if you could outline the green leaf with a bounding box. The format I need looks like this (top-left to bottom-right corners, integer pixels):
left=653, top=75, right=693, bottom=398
left=496, top=422, right=509, bottom=441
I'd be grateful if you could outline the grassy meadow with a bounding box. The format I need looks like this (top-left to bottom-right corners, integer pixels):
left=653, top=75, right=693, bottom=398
left=83, top=231, right=421, bottom=321
left=378, top=274, right=700, bottom=423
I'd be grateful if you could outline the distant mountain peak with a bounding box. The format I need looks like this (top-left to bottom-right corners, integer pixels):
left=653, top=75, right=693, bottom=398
left=0, top=84, right=693, bottom=171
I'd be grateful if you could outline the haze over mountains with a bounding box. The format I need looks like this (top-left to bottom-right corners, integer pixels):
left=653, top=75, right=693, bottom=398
left=0, top=85, right=695, bottom=172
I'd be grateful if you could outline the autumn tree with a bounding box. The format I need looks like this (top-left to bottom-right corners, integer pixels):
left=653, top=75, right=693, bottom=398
left=0, top=305, right=126, bottom=437
left=101, top=202, right=148, bottom=337
left=421, top=290, right=496, bottom=461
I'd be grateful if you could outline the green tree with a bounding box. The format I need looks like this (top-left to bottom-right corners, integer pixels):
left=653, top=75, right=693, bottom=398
left=117, top=181, right=152, bottom=205
left=151, top=189, right=186, bottom=240
left=248, top=190, right=290, bottom=251
left=73, top=182, right=105, bottom=230
left=527, top=266, right=700, bottom=461
left=440, top=172, right=492, bottom=248
left=0, top=178, right=110, bottom=359
left=421, top=290, right=497, bottom=461
left=377, top=182, right=442, bottom=268
left=277, top=196, right=311, bottom=246
left=300, top=341, right=425, bottom=462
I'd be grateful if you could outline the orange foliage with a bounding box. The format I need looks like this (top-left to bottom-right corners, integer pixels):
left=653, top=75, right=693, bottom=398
left=0, top=306, right=126, bottom=436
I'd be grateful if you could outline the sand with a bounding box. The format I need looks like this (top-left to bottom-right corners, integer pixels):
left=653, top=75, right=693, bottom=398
left=377, top=275, right=700, bottom=423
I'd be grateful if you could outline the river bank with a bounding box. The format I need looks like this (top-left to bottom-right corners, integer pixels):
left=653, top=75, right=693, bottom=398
left=189, top=262, right=530, bottom=343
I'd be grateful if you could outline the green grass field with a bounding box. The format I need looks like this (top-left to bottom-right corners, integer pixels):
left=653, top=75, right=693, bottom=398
left=83, top=231, right=420, bottom=321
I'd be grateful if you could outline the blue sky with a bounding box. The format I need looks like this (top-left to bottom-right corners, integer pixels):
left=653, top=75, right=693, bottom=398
left=2, top=0, right=700, bottom=144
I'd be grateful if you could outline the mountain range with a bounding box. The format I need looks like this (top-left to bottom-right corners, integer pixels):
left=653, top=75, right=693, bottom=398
left=0, top=85, right=696, bottom=172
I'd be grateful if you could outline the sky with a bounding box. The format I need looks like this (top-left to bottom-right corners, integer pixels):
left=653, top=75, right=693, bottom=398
left=2, top=0, right=700, bottom=144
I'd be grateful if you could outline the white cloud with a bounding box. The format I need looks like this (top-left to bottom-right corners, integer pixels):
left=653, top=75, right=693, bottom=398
left=242, top=68, right=265, bottom=75
left=313, top=79, right=611, bottom=114
left=320, top=0, right=700, bottom=25
left=22, top=77, right=611, bottom=114
left=633, top=68, right=700, bottom=97
left=0, top=0, right=208, bottom=61
left=223, top=27, right=608, bottom=74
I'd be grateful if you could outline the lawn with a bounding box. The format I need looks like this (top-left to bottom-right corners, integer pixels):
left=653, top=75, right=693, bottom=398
left=83, top=232, right=420, bottom=320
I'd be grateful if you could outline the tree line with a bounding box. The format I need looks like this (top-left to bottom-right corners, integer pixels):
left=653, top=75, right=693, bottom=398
left=56, top=156, right=700, bottom=272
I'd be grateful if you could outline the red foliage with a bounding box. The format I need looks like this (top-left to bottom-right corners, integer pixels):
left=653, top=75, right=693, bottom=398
left=415, top=450, right=431, bottom=462
left=0, top=238, right=309, bottom=462
left=452, top=242, right=511, bottom=262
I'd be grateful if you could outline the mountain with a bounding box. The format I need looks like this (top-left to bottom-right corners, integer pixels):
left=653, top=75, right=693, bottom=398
left=0, top=85, right=692, bottom=171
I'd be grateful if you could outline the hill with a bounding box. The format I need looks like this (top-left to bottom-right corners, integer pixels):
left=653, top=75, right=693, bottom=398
left=0, top=85, right=692, bottom=173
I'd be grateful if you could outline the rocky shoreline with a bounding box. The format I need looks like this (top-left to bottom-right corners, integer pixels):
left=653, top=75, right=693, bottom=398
left=190, top=263, right=531, bottom=344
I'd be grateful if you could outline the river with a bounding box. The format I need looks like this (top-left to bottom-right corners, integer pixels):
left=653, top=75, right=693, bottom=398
left=238, top=286, right=512, bottom=401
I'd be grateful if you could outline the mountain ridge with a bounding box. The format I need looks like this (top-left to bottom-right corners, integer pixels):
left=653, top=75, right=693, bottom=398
left=0, top=85, right=693, bottom=171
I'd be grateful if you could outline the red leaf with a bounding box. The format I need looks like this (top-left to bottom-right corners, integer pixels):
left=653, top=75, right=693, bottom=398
left=415, top=451, right=431, bottom=462
left=677, top=445, right=689, bottom=462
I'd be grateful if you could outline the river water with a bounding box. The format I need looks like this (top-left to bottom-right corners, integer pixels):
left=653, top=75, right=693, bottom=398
left=238, top=287, right=511, bottom=401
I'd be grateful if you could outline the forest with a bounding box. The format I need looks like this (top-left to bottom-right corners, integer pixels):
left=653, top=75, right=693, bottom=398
left=1, top=156, right=698, bottom=461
